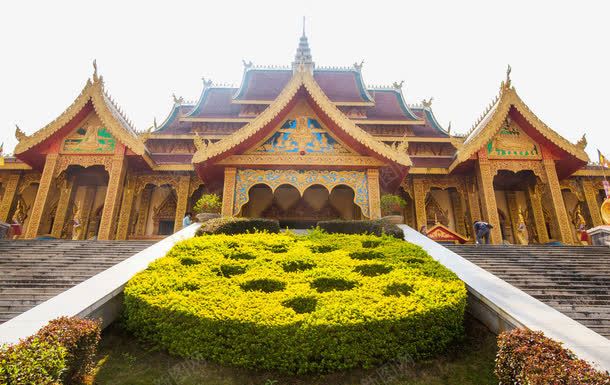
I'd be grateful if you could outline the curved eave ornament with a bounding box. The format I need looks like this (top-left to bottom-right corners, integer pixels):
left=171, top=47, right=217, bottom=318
left=192, top=67, right=412, bottom=169
left=449, top=84, right=589, bottom=173
left=14, top=73, right=153, bottom=167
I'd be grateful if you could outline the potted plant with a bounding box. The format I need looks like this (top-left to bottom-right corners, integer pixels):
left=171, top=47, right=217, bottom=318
left=380, top=194, right=406, bottom=224
left=193, top=193, right=222, bottom=222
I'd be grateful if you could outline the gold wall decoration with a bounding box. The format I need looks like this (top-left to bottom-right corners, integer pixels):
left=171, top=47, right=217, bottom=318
left=61, top=114, right=116, bottom=153
left=487, top=122, right=541, bottom=160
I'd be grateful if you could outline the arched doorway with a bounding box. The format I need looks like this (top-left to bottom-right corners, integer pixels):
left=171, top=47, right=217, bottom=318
left=240, top=183, right=362, bottom=228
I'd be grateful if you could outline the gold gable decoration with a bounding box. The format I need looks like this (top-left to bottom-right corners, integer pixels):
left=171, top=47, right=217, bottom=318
left=486, top=118, right=541, bottom=160
left=14, top=64, right=150, bottom=162
left=61, top=114, right=116, bottom=154
left=192, top=68, right=411, bottom=167
left=450, top=79, right=589, bottom=171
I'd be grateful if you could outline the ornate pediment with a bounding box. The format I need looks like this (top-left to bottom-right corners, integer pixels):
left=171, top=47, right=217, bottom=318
left=248, top=116, right=351, bottom=155
left=487, top=120, right=541, bottom=160
left=61, top=113, right=116, bottom=154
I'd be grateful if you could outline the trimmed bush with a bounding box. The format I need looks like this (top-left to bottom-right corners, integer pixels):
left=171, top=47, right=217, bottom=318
left=0, top=316, right=101, bottom=385
left=124, top=231, right=466, bottom=373
left=496, top=328, right=610, bottom=384
left=316, top=219, right=404, bottom=239
left=196, top=217, right=280, bottom=236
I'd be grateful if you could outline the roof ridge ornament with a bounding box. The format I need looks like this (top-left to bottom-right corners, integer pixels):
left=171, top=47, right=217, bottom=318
left=92, top=59, right=98, bottom=81
left=15, top=124, right=27, bottom=142
left=577, top=133, right=587, bottom=149
left=392, top=80, right=404, bottom=90
left=501, top=64, right=512, bottom=90
left=202, top=77, right=213, bottom=88
left=421, top=97, right=433, bottom=108
left=353, top=60, right=364, bottom=71
left=242, top=59, right=253, bottom=69
left=172, top=93, right=184, bottom=105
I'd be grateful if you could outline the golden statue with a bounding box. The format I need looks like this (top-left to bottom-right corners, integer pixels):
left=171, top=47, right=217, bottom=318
left=515, top=206, right=528, bottom=245
left=602, top=198, right=610, bottom=225
left=573, top=206, right=588, bottom=245
left=75, top=127, right=101, bottom=151
left=72, top=205, right=83, bottom=240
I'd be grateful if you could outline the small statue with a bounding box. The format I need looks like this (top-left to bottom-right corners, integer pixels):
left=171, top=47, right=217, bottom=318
left=574, top=206, right=588, bottom=244
left=172, top=93, right=184, bottom=105
left=353, top=60, right=364, bottom=71
left=242, top=59, right=253, bottom=68
left=515, top=206, right=529, bottom=245
left=72, top=205, right=83, bottom=240
left=576, top=133, right=587, bottom=149
left=15, top=124, right=26, bottom=141
left=392, top=80, right=404, bottom=90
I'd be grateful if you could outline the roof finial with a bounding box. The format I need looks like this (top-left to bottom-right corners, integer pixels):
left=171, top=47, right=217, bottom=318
left=92, top=59, right=98, bottom=80
left=421, top=97, right=433, bottom=108
left=447, top=121, right=452, bottom=135
left=172, top=93, right=184, bottom=105
left=392, top=80, right=405, bottom=90
left=293, top=17, right=314, bottom=72
left=577, top=133, right=587, bottom=149
left=504, top=64, right=512, bottom=88
left=15, top=124, right=26, bottom=141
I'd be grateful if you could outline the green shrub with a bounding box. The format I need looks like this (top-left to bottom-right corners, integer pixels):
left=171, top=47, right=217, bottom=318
left=316, top=219, right=404, bottom=239
left=380, top=194, right=407, bottom=216
left=0, top=316, right=101, bottom=385
left=193, top=193, right=221, bottom=214
left=196, top=217, right=280, bottom=236
left=496, top=329, right=610, bottom=384
left=124, top=232, right=466, bottom=373
left=0, top=338, right=66, bottom=385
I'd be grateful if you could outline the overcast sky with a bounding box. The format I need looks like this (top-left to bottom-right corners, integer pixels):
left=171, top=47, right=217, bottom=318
left=1, top=0, right=608, bottom=161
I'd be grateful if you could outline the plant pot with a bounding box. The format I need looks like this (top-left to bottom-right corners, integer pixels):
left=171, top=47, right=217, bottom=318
left=196, top=213, right=221, bottom=223
left=382, top=215, right=404, bottom=224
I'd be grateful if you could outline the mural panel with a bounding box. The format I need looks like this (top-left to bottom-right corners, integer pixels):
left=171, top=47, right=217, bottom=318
left=62, top=115, right=116, bottom=153
left=250, top=117, right=350, bottom=155
left=487, top=123, right=541, bottom=160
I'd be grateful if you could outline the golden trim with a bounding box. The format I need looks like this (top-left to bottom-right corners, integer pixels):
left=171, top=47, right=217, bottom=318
left=193, top=69, right=412, bottom=167
left=572, top=169, right=610, bottom=177
left=231, top=99, right=376, bottom=107
left=152, top=164, right=195, bottom=171
left=450, top=86, right=589, bottom=172
left=0, top=163, right=32, bottom=170
left=231, top=100, right=274, bottom=105
left=377, top=136, right=453, bottom=143
left=180, top=117, right=253, bottom=123
left=409, top=167, right=449, bottom=174
left=354, top=119, right=425, bottom=125
left=216, top=154, right=386, bottom=167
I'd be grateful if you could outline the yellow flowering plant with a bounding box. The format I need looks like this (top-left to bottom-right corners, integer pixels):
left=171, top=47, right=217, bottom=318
left=124, top=231, right=466, bottom=373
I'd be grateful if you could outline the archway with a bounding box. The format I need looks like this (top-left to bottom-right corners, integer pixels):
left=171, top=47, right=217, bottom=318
left=131, top=183, right=177, bottom=238
left=240, top=183, right=362, bottom=228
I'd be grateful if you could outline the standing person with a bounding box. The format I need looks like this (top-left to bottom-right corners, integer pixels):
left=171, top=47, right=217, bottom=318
left=473, top=220, right=493, bottom=245
left=182, top=212, right=192, bottom=229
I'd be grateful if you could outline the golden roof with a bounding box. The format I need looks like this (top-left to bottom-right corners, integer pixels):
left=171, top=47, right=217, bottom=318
left=192, top=67, right=412, bottom=167
left=449, top=81, right=589, bottom=172
left=14, top=71, right=149, bottom=158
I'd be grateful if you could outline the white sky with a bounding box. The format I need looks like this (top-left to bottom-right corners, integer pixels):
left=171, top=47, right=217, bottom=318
left=1, top=0, right=608, bottom=160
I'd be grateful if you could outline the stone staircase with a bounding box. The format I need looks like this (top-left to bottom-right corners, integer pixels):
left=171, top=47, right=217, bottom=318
left=0, top=240, right=154, bottom=324
left=446, top=245, right=610, bottom=338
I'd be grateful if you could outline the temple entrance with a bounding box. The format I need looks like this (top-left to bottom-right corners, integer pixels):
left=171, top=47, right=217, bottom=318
left=241, top=183, right=362, bottom=228
left=492, top=170, right=548, bottom=244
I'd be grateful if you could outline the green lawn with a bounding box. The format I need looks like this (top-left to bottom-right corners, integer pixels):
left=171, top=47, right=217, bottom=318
left=92, top=315, right=497, bottom=385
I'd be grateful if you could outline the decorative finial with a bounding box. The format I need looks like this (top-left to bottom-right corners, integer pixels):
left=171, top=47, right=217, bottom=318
left=92, top=59, right=98, bottom=80
left=201, top=77, right=213, bottom=87
left=172, top=93, right=184, bottom=105
left=576, top=133, right=587, bottom=149
left=502, top=64, right=512, bottom=89
left=242, top=59, right=253, bottom=69
left=15, top=124, right=26, bottom=141
left=293, top=17, right=314, bottom=71
left=353, top=60, right=364, bottom=71
left=421, top=97, right=433, bottom=108
left=447, top=121, right=452, bottom=135
left=153, top=117, right=158, bottom=129
left=302, top=16, right=306, bottom=37
left=392, top=80, right=404, bottom=90
left=193, top=132, right=207, bottom=151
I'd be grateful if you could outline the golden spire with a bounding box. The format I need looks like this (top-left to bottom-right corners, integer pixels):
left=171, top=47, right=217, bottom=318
left=15, top=124, right=26, bottom=141
left=576, top=133, right=587, bottom=149
left=93, top=59, right=98, bottom=81
left=293, top=16, right=314, bottom=71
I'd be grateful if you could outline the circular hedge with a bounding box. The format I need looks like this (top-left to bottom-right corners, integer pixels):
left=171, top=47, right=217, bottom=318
left=124, top=231, right=467, bottom=373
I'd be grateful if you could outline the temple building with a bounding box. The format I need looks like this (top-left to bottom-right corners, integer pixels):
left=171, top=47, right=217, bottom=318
left=0, top=32, right=607, bottom=244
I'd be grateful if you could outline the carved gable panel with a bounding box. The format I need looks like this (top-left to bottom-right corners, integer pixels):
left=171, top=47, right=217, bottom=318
left=487, top=121, right=541, bottom=160
left=61, top=113, right=116, bottom=154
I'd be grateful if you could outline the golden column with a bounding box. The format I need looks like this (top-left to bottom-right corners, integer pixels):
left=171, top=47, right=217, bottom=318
left=466, top=177, right=482, bottom=224
left=50, top=176, right=75, bottom=238
left=367, top=169, right=381, bottom=219
left=98, top=154, right=127, bottom=240
left=173, top=175, right=191, bottom=232
left=221, top=167, right=237, bottom=217
left=115, top=176, right=136, bottom=240
left=24, top=153, right=59, bottom=239
left=412, top=177, right=427, bottom=231
left=541, top=157, right=574, bottom=244
left=474, top=152, right=501, bottom=243
left=527, top=184, right=550, bottom=244
left=581, top=179, right=603, bottom=227
left=134, top=187, right=153, bottom=237
left=449, top=189, right=467, bottom=236
left=0, top=173, right=21, bottom=222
